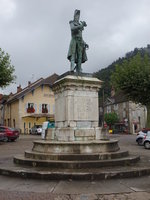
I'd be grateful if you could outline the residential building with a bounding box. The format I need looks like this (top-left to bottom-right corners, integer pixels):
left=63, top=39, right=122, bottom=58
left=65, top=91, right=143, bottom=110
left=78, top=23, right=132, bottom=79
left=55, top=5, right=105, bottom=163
left=104, top=93, right=146, bottom=134
left=0, top=94, right=3, bottom=125
left=0, top=73, right=58, bottom=133
left=0, top=95, right=9, bottom=126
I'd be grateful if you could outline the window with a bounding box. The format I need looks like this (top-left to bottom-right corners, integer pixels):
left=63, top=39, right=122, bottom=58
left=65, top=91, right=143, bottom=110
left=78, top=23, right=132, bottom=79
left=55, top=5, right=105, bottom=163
left=42, top=104, right=48, bottom=113
left=13, top=119, right=15, bottom=128
left=123, top=102, right=126, bottom=109
left=99, top=107, right=103, bottom=113
left=137, top=110, right=140, bottom=117
left=138, top=116, right=141, bottom=123
left=123, top=111, right=126, bottom=118
left=7, top=119, right=10, bottom=126
left=107, top=105, right=111, bottom=113
left=39, top=104, right=50, bottom=113
left=132, top=111, right=135, bottom=118
left=27, top=103, right=35, bottom=113
left=41, top=85, right=44, bottom=91
left=24, top=122, right=26, bottom=129
left=114, top=104, right=118, bottom=110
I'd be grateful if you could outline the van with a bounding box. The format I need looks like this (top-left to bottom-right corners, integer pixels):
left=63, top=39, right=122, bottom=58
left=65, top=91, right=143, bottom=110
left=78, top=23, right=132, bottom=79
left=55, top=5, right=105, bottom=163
left=41, top=121, right=55, bottom=139
left=42, top=122, right=49, bottom=139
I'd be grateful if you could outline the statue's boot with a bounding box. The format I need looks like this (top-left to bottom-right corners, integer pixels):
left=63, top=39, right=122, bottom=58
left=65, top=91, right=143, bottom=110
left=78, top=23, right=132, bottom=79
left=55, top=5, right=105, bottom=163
left=76, top=59, right=82, bottom=73
left=70, top=59, right=75, bottom=71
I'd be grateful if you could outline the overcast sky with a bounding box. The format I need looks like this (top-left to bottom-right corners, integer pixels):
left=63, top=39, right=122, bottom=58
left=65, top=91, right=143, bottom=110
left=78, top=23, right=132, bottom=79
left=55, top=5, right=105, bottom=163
left=0, top=0, right=150, bottom=94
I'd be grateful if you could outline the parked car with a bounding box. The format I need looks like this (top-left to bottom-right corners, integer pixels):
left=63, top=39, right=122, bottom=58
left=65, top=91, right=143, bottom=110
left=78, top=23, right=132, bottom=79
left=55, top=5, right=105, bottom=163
left=0, top=127, right=6, bottom=142
left=136, top=128, right=150, bottom=145
left=143, top=131, right=150, bottom=149
left=0, top=126, right=19, bottom=142
left=29, top=125, right=42, bottom=135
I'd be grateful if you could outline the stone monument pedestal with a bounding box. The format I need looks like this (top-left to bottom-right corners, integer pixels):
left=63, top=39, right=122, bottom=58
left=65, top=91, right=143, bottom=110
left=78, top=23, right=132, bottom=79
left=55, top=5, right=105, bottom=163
left=46, top=73, right=105, bottom=142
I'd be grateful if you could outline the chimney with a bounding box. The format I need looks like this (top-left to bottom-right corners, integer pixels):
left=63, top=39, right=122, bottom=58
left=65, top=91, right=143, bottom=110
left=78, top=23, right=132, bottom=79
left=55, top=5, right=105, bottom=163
left=28, top=81, right=31, bottom=86
left=17, top=85, right=22, bottom=93
left=111, top=86, right=115, bottom=97
left=9, top=92, right=13, bottom=97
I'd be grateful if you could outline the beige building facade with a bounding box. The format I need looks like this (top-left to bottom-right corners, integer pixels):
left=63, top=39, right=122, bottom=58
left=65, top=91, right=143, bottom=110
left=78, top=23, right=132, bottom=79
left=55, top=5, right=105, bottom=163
left=0, top=74, right=58, bottom=133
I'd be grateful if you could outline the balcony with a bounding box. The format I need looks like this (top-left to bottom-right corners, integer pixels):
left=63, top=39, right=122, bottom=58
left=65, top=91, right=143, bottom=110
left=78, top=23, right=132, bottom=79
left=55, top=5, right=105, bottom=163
left=42, top=108, right=48, bottom=113
left=27, top=107, right=35, bottom=113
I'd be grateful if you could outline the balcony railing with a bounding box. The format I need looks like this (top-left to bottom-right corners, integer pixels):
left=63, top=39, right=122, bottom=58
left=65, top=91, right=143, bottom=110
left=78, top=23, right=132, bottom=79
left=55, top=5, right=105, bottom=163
left=42, top=108, right=48, bottom=113
left=27, top=107, right=35, bottom=113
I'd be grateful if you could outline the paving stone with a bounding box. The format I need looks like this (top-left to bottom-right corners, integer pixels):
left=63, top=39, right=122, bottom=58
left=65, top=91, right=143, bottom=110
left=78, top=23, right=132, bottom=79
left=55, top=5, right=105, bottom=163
left=52, top=180, right=132, bottom=194
left=0, top=190, right=71, bottom=200
left=97, top=192, right=150, bottom=200
left=0, top=135, right=150, bottom=199
left=71, top=194, right=98, bottom=200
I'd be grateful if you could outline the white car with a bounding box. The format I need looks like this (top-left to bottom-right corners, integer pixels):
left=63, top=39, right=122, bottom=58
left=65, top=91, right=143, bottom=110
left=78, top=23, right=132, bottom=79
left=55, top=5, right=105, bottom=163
left=136, top=129, right=150, bottom=146
left=29, top=125, right=42, bottom=135
left=41, top=121, right=49, bottom=139
left=143, top=131, right=150, bottom=149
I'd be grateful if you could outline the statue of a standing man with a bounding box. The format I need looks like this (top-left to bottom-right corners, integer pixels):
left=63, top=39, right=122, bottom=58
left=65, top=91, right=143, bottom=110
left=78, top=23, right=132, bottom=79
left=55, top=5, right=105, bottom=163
left=67, top=10, right=89, bottom=73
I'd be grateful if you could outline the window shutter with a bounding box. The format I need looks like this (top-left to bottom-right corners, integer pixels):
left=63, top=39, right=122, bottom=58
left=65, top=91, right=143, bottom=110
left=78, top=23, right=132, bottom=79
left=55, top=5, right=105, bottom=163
left=48, top=104, right=50, bottom=113
left=25, top=103, right=28, bottom=112
left=53, top=105, right=55, bottom=114
left=34, top=104, right=37, bottom=113
left=39, top=104, right=42, bottom=113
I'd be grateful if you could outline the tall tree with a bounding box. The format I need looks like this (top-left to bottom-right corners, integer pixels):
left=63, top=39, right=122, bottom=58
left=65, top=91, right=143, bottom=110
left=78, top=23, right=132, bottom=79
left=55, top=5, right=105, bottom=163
left=111, top=53, right=150, bottom=127
left=0, top=48, right=16, bottom=88
left=94, top=44, right=150, bottom=98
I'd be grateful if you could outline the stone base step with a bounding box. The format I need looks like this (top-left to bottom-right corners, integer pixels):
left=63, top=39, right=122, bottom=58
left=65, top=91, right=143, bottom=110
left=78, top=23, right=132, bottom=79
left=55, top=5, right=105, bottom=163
left=14, top=155, right=140, bottom=169
left=25, top=150, right=129, bottom=161
left=0, top=163, right=150, bottom=180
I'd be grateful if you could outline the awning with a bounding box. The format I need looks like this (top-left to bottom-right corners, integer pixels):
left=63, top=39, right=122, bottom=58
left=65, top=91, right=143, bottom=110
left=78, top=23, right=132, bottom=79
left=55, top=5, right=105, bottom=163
left=22, top=113, right=55, bottom=119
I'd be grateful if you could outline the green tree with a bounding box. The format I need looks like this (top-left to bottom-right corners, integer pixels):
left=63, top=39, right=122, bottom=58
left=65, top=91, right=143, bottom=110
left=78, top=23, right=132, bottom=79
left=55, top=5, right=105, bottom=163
left=104, top=112, right=119, bottom=127
left=111, top=53, right=150, bottom=127
left=0, top=48, right=16, bottom=88
left=93, top=45, right=150, bottom=99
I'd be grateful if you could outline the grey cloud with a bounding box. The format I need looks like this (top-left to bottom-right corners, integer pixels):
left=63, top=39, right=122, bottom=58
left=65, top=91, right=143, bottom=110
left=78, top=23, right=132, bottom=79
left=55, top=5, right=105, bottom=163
left=0, top=0, right=150, bottom=93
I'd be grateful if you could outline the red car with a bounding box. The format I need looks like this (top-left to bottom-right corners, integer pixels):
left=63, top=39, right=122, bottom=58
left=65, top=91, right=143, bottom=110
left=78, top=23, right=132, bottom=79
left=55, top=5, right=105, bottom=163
left=0, top=126, right=19, bottom=142
left=0, top=131, right=6, bottom=142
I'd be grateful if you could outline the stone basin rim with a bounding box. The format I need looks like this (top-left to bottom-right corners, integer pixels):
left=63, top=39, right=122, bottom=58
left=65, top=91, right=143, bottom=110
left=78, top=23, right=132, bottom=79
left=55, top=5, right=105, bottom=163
left=25, top=149, right=128, bottom=156
left=33, top=139, right=119, bottom=145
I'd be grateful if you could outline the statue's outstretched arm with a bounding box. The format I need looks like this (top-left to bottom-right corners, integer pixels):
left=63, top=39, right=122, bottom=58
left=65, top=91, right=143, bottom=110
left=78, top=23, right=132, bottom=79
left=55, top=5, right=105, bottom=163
left=70, top=21, right=84, bottom=31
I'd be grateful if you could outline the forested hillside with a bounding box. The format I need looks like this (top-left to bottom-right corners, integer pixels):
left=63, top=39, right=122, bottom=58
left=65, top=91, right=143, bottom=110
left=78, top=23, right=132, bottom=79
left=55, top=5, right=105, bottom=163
left=93, top=44, right=150, bottom=99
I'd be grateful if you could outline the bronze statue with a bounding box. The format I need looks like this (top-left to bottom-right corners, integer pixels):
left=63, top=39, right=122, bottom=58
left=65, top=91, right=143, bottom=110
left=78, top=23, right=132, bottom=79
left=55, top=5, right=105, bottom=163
left=67, top=10, right=89, bottom=73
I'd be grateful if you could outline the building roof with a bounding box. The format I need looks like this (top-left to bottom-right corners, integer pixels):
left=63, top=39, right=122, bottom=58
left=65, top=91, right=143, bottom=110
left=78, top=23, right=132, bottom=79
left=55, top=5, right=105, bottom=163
left=112, top=92, right=129, bottom=104
left=0, top=95, right=9, bottom=104
left=7, top=73, right=59, bottom=103
left=41, top=73, right=59, bottom=86
left=104, top=91, right=129, bottom=106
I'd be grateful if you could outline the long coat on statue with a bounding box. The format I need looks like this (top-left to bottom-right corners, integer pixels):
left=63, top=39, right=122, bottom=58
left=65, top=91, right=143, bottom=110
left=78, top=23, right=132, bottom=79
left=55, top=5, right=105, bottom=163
left=67, top=20, right=88, bottom=64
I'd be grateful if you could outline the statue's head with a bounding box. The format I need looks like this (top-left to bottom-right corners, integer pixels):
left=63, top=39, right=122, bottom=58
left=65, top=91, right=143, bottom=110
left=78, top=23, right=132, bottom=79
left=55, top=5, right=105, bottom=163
left=74, top=9, right=80, bottom=22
